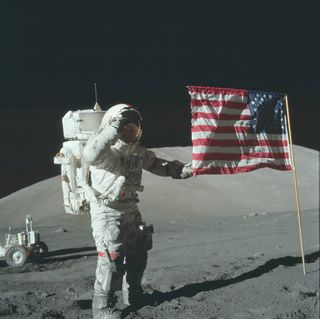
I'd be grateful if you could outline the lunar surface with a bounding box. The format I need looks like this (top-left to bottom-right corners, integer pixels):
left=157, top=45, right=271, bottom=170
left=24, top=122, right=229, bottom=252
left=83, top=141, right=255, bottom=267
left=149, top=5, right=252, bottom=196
left=0, top=146, right=319, bottom=318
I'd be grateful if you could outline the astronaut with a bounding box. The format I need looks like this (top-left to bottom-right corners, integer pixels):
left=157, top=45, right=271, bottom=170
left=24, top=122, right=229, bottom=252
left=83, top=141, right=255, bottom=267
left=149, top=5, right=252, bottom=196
left=83, top=104, right=192, bottom=319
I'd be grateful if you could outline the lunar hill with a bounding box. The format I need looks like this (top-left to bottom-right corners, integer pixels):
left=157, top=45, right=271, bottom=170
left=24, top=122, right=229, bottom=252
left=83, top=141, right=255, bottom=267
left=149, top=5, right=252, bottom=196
left=0, top=146, right=319, bottom=319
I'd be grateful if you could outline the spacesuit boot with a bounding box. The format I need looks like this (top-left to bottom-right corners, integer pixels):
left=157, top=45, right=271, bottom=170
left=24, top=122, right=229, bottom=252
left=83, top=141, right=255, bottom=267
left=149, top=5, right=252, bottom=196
left=92, top=296, right=121, bottom=319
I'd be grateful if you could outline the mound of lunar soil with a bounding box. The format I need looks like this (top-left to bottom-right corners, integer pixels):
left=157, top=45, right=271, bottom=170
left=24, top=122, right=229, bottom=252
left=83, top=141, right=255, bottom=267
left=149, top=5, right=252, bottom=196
left=0, top=146, right=319, bottom=318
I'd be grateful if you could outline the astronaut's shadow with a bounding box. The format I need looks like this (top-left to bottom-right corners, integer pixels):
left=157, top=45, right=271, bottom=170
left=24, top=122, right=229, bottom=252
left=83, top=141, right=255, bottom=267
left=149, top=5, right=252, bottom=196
left=122, top=250, right=319, bottom=316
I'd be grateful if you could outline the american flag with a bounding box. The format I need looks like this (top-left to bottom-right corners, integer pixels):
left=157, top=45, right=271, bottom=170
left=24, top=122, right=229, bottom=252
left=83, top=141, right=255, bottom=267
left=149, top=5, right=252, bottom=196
left=188, top=86, right=293, bottom=175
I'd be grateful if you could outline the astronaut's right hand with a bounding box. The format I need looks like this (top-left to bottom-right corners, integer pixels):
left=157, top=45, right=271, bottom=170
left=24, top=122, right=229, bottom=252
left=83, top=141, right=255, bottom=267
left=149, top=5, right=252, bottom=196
left=100, top=116, right=123, bottom=132
left=99, top=117, right=123, bottom=143
left=83, top=117, right=123, bottom=165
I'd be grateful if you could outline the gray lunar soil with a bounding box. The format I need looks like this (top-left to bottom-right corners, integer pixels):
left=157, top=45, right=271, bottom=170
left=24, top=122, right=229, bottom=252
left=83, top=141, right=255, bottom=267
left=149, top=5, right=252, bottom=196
left=0, top=146, right=319, bottom=319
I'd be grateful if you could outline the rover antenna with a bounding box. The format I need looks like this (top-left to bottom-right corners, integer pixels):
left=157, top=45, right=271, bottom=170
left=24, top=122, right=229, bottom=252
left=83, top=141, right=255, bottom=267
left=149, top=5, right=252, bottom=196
left=93, top=83, right=101, bottom=111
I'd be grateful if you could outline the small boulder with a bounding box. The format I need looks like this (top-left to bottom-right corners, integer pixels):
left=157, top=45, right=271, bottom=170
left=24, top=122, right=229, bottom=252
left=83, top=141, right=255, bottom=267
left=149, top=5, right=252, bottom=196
left=52, top=228, right=68, bottom=234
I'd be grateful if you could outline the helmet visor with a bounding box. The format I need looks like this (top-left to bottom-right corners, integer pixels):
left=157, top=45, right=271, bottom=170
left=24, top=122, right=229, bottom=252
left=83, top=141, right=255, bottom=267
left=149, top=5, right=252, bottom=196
left=120, top=123, right=142, bottom=144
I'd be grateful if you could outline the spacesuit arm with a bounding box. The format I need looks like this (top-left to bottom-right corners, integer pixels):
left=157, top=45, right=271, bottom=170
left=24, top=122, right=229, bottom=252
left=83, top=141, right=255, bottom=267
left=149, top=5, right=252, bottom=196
left=82, top=118, right=121, bottom=168
left=143, top=149, right=192, bottom=179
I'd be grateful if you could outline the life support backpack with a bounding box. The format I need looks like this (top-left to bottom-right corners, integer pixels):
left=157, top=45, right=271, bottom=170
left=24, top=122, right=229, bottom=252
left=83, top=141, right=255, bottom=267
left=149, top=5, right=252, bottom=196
left=54, top=104, right=106, bottom=214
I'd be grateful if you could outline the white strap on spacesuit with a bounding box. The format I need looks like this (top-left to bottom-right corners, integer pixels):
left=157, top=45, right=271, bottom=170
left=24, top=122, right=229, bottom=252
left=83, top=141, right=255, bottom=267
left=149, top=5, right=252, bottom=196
left=81, top=154, right=99, bottom=204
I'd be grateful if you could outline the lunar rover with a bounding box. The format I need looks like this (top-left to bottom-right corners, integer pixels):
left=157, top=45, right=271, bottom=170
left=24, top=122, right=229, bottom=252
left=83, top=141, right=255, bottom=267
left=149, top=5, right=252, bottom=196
left=0, top=215, right=48, bottom=267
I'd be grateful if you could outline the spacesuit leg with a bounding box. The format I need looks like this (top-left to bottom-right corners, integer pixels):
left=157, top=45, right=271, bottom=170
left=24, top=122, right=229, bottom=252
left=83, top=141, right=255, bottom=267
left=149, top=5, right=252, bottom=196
left=92, top=255, right=123, bottom=319
left=121, top=209, right=148, bottom=306
left=90, top=202, right=123, bottom=319
left=125, top=252, right=148, bottom=305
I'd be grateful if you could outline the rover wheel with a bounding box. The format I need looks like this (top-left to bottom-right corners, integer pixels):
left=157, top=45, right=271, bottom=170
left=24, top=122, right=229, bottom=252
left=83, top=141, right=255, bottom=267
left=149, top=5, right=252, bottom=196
left=30, top=241, right=49, bottom=262
left=5, top=246, right=28, bottom=267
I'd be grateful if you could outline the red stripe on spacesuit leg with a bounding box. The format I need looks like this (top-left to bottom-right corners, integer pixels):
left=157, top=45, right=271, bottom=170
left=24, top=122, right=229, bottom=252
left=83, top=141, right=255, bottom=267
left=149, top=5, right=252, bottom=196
left=109, top=251, right=121, bottom=261
left=98, top=251, right=121, bottom=261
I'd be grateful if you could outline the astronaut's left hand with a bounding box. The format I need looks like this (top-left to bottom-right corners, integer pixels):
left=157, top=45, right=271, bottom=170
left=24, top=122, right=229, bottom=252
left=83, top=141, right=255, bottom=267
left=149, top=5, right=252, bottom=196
left=180, top=162, right=193, bottom=179
left=168, top=161, right=193, bottom=179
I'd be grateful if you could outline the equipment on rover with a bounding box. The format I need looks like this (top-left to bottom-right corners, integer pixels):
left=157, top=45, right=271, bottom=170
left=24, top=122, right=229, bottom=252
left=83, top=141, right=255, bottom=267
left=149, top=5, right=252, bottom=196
left=0, top=215, right=48, bottom=267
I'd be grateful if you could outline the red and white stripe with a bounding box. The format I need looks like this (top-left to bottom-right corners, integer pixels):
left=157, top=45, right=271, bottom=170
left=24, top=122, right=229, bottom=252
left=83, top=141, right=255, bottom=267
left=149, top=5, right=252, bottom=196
left=188, top=86, right=293, bottom=175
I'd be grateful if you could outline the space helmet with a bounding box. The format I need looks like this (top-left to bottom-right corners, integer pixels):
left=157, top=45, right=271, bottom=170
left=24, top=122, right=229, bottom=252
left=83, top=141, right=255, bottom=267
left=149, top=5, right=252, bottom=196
left=99, top=104, right=142, bottom=144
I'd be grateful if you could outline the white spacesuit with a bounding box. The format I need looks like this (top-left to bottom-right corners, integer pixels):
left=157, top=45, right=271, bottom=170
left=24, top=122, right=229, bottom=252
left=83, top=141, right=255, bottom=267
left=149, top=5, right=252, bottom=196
left=83, top=104, right=192, bottom=319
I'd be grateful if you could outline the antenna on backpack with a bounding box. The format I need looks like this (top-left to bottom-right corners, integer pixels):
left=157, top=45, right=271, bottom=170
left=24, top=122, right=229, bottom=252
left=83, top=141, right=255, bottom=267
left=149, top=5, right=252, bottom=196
left=93, top=83, right=101, bottom=111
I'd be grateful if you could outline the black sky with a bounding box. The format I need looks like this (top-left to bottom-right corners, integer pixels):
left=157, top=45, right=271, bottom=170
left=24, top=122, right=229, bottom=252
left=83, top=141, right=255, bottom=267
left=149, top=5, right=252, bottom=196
left=0, top=1, right=319, bottom=198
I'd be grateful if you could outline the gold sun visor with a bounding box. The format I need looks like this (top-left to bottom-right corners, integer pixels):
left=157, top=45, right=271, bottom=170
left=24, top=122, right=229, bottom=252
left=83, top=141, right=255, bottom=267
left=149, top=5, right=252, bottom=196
left=120, top=122, right=142, bottom=144
left=118, top=108, right=142, bottom=144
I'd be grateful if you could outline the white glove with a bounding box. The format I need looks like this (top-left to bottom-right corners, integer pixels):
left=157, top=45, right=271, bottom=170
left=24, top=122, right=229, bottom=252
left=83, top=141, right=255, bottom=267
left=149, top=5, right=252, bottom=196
left=180, top=162, right=193, bottom=179
left=168, top=161, right=193, bottom=179
left=83, top=118, right=122, bottom=165
left=98, top=117, right=122, bottom=140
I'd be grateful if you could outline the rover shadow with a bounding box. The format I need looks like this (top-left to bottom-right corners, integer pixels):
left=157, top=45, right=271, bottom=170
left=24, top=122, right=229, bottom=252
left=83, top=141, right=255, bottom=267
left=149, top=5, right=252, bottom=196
left=46, top=246, right=96, bottom=258
left=123, top=250, right=320, bottom=316
left=40, top=246, right=97, bottom=264
left=0, top=246, right=97, bottom=268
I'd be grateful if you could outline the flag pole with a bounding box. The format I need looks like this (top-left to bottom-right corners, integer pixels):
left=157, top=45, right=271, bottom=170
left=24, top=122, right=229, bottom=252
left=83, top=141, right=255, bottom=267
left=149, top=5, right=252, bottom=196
left=284, top=95, right=306, bottom=275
